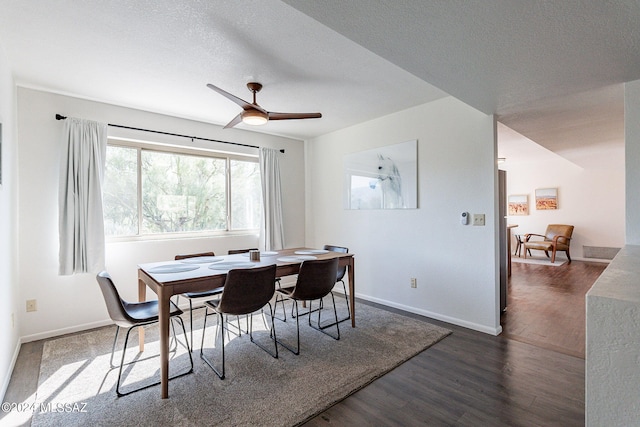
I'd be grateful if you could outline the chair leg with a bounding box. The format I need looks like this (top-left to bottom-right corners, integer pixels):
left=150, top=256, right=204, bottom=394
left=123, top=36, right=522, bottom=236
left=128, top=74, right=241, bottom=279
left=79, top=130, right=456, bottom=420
left=222, top=314, right=245, bottom=338
left=110, top=325, right=161, bottom=370
left=274, top=299, right=301, bottom=355
left=291, top=298, right=323, bottom=319
left=173, top=316, right=194, bottom=361
left=199, top=306, right=209, bottom=358
left=332, top=281, right=352, bottom=325
left=273, top=278, right=288, bottom=322
left=315, top=281, right=351, bottom=329
left=200, top=311, right=226, bottom=379
left=273, top=293, right=288, bottom=322
left=189, top=299, right=194, bottom=351
left=308, top=293, right=340, bottom=341
left=566, top=249, right=572, bottom=263
left=109, top=326, right=121, bottom=369
left=115, top=318, right=193, bottom=397
left=248, top=303, right=278, bottom=359
left=169, top=317, right=179, bottom=352
left=116, top=326, right=136, bottom=396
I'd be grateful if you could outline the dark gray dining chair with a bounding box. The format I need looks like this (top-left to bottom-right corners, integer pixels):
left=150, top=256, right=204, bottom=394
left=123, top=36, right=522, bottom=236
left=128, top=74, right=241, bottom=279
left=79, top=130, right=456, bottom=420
left=96, top=271, right=193, bottom=397
left=174, top=252, right=224, bottom=349
left=225, top=248, right=269, bottom=332
left=274, top=258, right=340, bottom=355
left=200, top=264, right=278, bottom=379
left=230, top=248, right=288, bottom=322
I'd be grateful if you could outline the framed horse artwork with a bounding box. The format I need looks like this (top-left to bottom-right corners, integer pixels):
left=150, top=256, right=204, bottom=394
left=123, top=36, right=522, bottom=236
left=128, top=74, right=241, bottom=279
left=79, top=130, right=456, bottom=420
left=343, top=140, right=417, bottom=210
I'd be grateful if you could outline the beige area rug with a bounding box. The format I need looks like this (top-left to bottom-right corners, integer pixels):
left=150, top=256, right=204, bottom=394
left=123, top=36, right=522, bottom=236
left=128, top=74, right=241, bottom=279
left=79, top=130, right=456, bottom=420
left=512, top=256, right=567, bottom=266
left=31, top=298, right=450, bottom=427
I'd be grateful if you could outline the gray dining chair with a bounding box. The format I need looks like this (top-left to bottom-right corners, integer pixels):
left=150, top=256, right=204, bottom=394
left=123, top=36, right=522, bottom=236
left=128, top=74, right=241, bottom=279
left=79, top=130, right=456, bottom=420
left=200, top=264, right=278, bottom=379
left=229, top=248, right=288, bottom=322
left=96, top=271, right=193, bottom=396
left=225, top=248, right=269, bottom=333
left=274, top=257, right=340, bottom=355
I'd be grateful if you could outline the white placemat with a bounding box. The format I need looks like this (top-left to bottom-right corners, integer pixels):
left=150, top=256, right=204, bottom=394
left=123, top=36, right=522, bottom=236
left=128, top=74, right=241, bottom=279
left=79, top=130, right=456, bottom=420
left=148, top=264, right=200, bottom=274
left=277, top=255, right=318, bottom=262
left=208, top=261, right=256, bottom=270
left=295, top=249, right=329, bottom=255
left=179, top=256, right=224, bottom=264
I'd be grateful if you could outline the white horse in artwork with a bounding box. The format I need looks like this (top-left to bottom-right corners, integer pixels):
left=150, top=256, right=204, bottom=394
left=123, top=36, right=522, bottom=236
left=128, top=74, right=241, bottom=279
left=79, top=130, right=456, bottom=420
left=369, top=154, right=404, bottom=208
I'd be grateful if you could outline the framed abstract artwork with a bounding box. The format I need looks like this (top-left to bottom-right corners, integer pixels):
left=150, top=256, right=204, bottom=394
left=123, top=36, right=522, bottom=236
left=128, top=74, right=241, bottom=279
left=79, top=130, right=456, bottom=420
left=535, top=188, right=558, bottom=210
left=343, top=140, right=417, bottom=210
left=508, top=194, right=528, bottom=215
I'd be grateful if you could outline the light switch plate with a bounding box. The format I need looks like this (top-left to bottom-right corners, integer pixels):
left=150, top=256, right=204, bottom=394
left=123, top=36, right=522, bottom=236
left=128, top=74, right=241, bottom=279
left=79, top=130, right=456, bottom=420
left=473, top=214, right=485, bottom=226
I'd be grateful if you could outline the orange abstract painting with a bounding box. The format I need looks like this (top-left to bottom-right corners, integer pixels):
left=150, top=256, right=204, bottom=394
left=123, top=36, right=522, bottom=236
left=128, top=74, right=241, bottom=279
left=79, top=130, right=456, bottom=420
left=535, top=188, right=558, bottom=210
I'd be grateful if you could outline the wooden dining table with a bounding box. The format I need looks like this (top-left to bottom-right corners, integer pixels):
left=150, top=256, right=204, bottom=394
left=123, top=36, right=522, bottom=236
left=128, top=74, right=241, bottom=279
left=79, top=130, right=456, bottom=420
left=137, top=247, right=355, bottom=398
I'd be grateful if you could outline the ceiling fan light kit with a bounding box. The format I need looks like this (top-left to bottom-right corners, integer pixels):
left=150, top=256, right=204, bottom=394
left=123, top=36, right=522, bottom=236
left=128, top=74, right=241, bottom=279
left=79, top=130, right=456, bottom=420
left=242, top=109, right=268, bottom=125
left=207, top=82, right=322, bottom=129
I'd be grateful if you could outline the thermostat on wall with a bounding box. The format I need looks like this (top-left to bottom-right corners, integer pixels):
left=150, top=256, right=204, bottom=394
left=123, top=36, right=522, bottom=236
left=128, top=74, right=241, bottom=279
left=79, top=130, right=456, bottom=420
left=461, top=212, right=469, bottom=225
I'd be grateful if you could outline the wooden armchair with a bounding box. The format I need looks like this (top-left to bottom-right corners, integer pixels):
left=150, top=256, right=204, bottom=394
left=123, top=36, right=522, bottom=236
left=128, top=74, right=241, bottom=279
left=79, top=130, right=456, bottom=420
left=523, top=224, right=574, bottom=263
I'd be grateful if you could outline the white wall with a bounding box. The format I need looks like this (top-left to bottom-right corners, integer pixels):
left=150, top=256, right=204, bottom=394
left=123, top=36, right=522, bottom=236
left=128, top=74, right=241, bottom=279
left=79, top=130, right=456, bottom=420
left=500, top=148, right=625, bottom=260
left=626, top=80, right=640, bottom=244
left=0, top=46, right=18, bottom=400
left=16, top=87, right=306, bottom=341
left=305, top=97, right=501, bottom=334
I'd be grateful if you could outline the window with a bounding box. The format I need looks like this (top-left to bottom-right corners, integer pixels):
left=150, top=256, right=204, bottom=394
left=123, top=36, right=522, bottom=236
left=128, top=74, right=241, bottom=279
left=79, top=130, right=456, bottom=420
left=103, top=141, right=261, bottom=238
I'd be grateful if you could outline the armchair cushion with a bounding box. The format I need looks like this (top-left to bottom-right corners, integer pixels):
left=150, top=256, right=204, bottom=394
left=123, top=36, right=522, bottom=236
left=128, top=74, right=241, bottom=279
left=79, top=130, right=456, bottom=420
left=523, top=224, right=574, bottom=263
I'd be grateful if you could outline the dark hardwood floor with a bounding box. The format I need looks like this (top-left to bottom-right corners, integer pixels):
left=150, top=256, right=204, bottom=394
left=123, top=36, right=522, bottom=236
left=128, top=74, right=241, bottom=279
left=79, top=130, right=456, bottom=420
left=2, top=261, right=606, bottom=426
left=500, top=260, right=605, bottom=359
left=303, top=260, right=607, bottom=426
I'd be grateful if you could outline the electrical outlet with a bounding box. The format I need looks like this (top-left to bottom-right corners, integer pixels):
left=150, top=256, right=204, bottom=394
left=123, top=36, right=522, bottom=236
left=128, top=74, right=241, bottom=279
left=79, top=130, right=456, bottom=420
left=473, top=213, right=485, bottom=226
left=26, top=299, right=37, bottom=312
left=410, top=278, right=417, bottom=288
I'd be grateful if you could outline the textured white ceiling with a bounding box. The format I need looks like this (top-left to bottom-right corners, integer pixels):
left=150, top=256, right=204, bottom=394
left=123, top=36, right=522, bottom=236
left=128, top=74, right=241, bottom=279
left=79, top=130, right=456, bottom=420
left=285, top=1, right=640, bottom=113
left=0, top=0, right=638, bottom=161
left=284, top=0, right=638, bottom=164
left=0, top=0, right=446, bottom=140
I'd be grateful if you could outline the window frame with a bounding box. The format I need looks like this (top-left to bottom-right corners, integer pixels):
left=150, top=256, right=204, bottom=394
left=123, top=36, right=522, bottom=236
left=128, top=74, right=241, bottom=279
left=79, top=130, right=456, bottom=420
left=105, top=137, right=261, bottom=242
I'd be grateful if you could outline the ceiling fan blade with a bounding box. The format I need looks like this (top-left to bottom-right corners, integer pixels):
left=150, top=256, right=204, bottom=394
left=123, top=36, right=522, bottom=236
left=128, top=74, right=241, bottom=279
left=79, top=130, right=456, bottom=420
left=223, top=112, right=243, bottom=129
left=206, top=83, right=253, bottom=110
left=267, top=112, right=322, bottom=121
left=208, top=82, right=320, bottom=127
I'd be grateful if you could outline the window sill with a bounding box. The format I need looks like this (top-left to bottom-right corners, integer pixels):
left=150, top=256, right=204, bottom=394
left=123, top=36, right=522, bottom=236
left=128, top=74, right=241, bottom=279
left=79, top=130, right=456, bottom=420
left=106, top=230, right=259, bottom=244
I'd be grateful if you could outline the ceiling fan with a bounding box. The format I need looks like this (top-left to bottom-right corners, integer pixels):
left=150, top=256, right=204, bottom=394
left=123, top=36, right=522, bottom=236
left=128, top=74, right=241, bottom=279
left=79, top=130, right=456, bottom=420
left=207, top=82, right=322, bottom=129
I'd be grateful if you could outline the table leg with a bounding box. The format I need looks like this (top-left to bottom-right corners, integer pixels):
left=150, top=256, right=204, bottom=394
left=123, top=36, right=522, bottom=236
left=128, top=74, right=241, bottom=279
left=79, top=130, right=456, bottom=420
left=348, top=258, right=355, bottom=328
left=138, top=277, right=146, bottom=351
left=158, top=286, right=171, bottom=399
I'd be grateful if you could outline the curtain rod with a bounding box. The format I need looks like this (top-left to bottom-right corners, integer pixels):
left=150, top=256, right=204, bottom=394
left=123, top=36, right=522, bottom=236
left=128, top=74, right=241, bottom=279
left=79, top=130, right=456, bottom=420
left=55, top=114, right=284, bottom=153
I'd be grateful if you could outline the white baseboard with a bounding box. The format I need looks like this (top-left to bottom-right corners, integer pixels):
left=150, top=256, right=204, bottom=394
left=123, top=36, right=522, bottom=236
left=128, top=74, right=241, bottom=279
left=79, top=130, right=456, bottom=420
left=20, top=319, right=114, bottom=344
left=0, top=339, right=22, bottom=402
left=355, top=293, right=502, bottom=336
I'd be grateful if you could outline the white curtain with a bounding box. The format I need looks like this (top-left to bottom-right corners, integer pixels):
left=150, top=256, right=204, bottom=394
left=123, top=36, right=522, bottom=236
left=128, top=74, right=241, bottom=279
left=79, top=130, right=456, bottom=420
left=259, top=148, right=285, bottom=250
left=58, top=118, right=107, bottom=275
